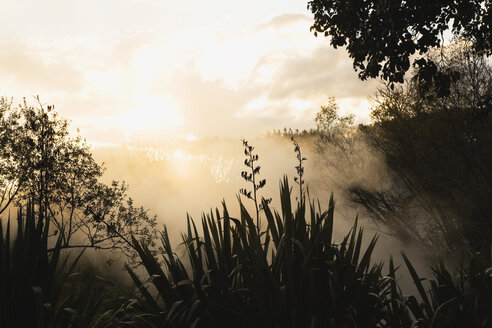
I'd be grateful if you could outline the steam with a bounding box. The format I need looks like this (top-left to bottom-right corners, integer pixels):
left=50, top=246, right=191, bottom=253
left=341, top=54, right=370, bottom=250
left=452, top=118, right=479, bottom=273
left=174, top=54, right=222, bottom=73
left=92, top=133, right=436, bottom=292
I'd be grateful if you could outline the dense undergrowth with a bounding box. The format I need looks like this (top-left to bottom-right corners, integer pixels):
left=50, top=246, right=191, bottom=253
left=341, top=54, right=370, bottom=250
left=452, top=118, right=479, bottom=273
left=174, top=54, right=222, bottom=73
left=1, top=178, right=491, bottom=327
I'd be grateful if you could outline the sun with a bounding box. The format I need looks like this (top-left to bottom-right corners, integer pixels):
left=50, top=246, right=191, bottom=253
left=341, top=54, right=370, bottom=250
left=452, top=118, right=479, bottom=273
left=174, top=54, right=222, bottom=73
left=114, top=95, right=182, bottom=132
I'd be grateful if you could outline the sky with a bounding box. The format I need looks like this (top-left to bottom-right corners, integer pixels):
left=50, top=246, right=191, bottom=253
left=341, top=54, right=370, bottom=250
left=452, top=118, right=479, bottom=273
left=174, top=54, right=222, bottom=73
left=0, top=0, right=379, bottom=145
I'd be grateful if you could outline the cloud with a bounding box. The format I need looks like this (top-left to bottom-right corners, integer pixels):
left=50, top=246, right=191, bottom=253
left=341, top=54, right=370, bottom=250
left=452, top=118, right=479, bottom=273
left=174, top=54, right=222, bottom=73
left=53, top=93, right=130, bottom=118
left=150, top=65, right=319, bottom=138
left=146, top=39, right=379, bottom=138
left=0, top=5, right=378, bottom=144
left=260, top=45, right=379, bottom=101
left=154, top=66, right=257, bottom=136
left=255, top=13, right=312, bottom=31
left=0, top=44, right=85, bottom=93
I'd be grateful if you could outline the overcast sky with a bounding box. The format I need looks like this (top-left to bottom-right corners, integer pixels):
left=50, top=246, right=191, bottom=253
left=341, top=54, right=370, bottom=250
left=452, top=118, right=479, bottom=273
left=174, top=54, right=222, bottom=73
left=0, top=0, right=379, bottom=145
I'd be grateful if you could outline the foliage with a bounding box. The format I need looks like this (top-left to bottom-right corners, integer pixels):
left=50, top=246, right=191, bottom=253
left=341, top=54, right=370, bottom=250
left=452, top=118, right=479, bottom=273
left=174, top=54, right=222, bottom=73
left=367, top=86, right=491, bottom=253
left=307, top=0, right=492, bottom=84
left=415, top=41, right=492, bottom=105
left=111, top=177, right=389, bottom=328
left=0, top=204, right=100, bottom=327
left=368, top=42, right=492, bottom=118
left=315, top=97, right=355, bottom=134
left=314, top=98, right=356, bottom=153
left=345, top=42, right=492, bottom=254
left=396, top=251, right=492, bottom=328
left=311, top=98, right=370, bottom=198
left=0, top=98, right=28, bottom=214
left=365, top=105, right=491, bottom=252
left=0, top=97, right=157, bottom=258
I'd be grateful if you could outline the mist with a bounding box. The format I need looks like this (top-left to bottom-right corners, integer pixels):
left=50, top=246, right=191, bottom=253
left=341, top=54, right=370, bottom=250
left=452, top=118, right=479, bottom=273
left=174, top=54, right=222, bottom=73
left=93, top=135, right=361, bottom=237
left=92, top=132, right=436, bottom=290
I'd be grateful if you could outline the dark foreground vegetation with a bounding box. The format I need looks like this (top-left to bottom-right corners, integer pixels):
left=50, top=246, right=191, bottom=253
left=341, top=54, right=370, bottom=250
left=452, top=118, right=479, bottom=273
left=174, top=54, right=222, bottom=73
left=1, top=178, right=492, bottom=327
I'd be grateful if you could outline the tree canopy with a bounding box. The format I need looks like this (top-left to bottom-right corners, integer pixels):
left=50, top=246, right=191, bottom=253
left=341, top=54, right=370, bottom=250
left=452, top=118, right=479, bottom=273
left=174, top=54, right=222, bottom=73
left=0, top=97, right=157, bottom=258
left=315, top=97, right=355, bottom=133
left=308, top=0, right=492, bottom=83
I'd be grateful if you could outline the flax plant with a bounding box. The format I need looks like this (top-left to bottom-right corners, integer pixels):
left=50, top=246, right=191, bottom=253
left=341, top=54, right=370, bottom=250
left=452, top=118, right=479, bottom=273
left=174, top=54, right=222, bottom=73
left=239, top=139, right=270, bottom=234
left=396, top=252, right=492, bottom=327
left=0, top=203, right=100, bottom=327
left=114, top=177, right=388, bottom=328
left=291, top=136, right=307, bottom=203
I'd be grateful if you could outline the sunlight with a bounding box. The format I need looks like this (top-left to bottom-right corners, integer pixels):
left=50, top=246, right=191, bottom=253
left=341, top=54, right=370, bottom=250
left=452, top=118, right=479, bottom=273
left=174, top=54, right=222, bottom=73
left=185, top=134, right=197, bottom=141
left=170, top=149, right=193, bottom=177
left=289, top=98, right=312, bottom=119
left=114, top=95, right=182, bottom=132
left=172, top=150, right=185, bottom=160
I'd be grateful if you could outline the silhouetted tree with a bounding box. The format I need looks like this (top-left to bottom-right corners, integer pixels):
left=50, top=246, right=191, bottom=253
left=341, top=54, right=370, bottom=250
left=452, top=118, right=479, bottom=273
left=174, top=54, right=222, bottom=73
left=418, top=41, right=492, bottom=106
left=315, top=97, right=355, bottom=134
left=351, top=50, right=492, bottom=254
left=0, top=97, right=156, bottom=258
left=314, top=97, right=358, bottom=164
left=308, top=0, right=492, bottom=85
